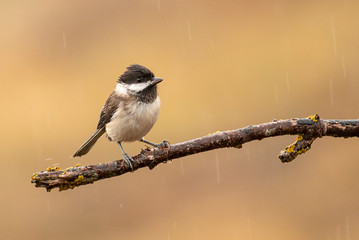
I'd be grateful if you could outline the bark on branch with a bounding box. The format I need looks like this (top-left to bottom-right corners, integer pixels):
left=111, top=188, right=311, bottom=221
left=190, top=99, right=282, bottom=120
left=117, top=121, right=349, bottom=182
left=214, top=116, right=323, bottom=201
left=31, top=115, right=359, bottom=192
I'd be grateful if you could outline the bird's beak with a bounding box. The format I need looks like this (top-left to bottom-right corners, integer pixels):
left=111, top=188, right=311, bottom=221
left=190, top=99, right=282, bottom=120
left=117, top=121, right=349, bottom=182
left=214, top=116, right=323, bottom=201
left=151, top=77, right=163, bottom=86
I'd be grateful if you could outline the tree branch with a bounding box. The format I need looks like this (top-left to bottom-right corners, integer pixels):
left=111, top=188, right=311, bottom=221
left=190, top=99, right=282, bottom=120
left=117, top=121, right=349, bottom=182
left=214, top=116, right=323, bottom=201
left=31, top=115, right=359, bottom=192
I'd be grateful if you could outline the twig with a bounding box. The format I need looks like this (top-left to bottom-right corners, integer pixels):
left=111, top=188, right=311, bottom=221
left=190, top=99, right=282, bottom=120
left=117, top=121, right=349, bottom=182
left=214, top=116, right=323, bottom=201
left=31, top=115, right=359, bottom=192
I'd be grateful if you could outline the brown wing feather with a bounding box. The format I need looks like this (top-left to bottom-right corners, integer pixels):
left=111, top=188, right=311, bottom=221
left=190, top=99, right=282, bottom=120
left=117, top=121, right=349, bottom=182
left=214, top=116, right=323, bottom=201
left=97, top=91, right=122, bottom=129
left=73, top=91, right=122, bottom=157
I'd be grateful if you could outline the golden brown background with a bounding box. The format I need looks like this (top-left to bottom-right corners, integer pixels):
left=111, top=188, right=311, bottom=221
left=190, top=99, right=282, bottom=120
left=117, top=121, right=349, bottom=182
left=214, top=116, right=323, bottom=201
left=1, top=0, right=359, bottom=239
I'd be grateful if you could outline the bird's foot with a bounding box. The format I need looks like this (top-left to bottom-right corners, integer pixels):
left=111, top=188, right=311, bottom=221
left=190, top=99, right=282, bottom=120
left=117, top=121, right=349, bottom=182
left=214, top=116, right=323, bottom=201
left=156, top=140, right=170, bottom=149
left=140, top=138, right=170, bottom=149
left=122, top=153, right=134, bottom=171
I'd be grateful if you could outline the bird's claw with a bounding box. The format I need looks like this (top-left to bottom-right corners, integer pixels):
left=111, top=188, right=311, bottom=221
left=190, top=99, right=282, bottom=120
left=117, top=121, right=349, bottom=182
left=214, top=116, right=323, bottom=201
left=140, top=138, right=170, bottom=149
left=155, top=140, right=170, bottom=149
left=122, top=153, right=134, bottom=171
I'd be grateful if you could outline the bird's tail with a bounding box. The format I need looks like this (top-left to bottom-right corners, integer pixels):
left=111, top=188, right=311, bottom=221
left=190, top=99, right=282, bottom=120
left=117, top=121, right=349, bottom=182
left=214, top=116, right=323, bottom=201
left=73, top=126, right=106, bottom=157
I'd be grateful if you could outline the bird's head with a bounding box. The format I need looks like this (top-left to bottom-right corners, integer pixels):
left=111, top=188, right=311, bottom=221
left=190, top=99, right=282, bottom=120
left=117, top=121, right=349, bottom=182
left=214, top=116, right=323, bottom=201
left=117, top=64, right=163, bottom=94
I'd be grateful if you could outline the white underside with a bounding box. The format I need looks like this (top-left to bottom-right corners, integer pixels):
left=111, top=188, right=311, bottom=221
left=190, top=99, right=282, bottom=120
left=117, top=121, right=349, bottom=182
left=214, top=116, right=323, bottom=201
left=105, top=96, right=161, bottom=142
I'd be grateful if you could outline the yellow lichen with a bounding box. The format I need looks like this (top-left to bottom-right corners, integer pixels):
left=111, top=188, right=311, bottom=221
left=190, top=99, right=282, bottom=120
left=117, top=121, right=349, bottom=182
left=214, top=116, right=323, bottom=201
left=59, top=183, right=69, bottom=191
left=38, top=164, right=87, bottom=192
left=60, top=164, right=82, bottom=175
left=74, top=175, right=85, bottom=185
left=31, top=172, right=38, bottom=181
left=296, top=135, right=303, bottom=141
left=284, top=135, right=304, bottom=153
left=279, top=134, right=311, bottom=161
left=297, top=148, right=306, bottom=155
left=298, top=146, right=310, bottom=155
left=46, top=166, right=61, bottom=172
left=307, top=114, right=320, bottom=122
left=58, top=175, right=85, bottom=192
left=285, top=143, right=295, bottom=153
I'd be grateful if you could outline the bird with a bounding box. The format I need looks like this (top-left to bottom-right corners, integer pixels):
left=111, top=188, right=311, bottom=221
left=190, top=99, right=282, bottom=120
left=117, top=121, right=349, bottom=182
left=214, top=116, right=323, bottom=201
left=73, top=64, right=168, bottom=170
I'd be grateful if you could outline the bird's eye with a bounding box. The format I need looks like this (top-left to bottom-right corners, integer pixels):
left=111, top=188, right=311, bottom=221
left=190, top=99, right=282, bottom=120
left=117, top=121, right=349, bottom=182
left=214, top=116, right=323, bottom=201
left=136, top=78, right=142, bottom=83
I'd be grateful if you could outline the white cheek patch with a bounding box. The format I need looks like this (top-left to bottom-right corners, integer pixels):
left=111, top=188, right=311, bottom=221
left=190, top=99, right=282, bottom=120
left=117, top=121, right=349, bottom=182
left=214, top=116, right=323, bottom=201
left=115, top=82, right=151, bottom=95
left=126, top=81, right=151, bottom=92
left=115, top=83, right=128, bottom=95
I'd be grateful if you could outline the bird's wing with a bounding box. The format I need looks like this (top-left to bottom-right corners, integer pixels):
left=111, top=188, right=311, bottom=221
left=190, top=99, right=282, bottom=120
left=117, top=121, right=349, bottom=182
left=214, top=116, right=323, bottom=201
left=73, top=91, right=123, bottom=157
left=97, top=91, right=122, bottom=129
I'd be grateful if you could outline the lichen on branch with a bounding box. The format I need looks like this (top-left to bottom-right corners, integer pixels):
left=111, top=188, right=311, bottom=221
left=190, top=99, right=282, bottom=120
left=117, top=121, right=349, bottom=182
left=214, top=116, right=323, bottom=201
left=31, top=115, right=359, bottom=192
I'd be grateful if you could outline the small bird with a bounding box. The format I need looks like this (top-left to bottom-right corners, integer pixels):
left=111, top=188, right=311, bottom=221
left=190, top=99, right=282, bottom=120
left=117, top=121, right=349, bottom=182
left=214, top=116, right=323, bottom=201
left=73, top=64, right=168, bottom=169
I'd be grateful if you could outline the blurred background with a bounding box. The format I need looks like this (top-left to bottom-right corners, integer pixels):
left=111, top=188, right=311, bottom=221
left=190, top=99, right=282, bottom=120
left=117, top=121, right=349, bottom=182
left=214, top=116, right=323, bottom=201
left=1, top=0, right=359, bottom=239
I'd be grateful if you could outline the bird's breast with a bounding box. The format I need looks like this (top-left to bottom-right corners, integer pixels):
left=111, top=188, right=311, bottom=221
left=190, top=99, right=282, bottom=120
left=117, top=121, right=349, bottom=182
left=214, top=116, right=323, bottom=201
left=105, top=96, right=161, bottom=142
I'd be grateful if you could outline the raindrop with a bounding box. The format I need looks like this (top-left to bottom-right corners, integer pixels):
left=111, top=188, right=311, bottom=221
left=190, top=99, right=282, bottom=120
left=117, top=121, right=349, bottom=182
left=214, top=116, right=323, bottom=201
left=329, top=79, right=334, bottom=107
left=63, top=32, right=67, bottom=49
left=341, top=56, right=346, bottom=78
left=180, top=159, right=185, bottom=175
left=215, top=154, right=220, bottom=184
left=274, top=85, right=279, bottom=104
left=346, top=217, right=351, bottom=240
left=247, top=218, right=252, bottom=239
left=157, top=0, right=161, bottom=12
left=44, top=157, right=54, bottom=161
left=36, top=144, right=44, bottom=161
left=336, top=226, right=342, bottom=240
left=245, top=148, right=250, bottom=161
left=332, top=27, right=337, bottom=55
left=286, top=71, right=290, bottom=92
